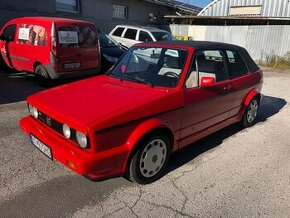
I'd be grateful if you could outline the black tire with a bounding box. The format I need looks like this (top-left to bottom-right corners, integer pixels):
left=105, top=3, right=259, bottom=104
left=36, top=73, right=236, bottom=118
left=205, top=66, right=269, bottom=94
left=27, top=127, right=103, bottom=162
left=35, top=65, right=52, bottom=87
left=241, top=96, right=260, bottom=128
left=127, top=132, right=171, bottom=184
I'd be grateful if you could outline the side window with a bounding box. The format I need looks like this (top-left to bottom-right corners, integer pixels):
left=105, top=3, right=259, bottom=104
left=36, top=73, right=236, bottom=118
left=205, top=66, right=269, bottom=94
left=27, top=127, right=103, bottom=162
left=124, top=28, right=137, bottom=40
left=2, top=24, right=16, bottom=41
left=226, top=50, right=249, bottom=78
left=197, top=50, right=227, bottom=83
left=112, top=27, right=125, bottom=37
left=18, top=24, right=47, bottom=46
left=139, top=31, right=153, bottom=42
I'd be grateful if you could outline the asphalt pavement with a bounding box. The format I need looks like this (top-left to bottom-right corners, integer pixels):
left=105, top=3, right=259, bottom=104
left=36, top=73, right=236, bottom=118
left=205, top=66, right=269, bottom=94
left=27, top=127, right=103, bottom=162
left=0, top=67, right=289, bottom=218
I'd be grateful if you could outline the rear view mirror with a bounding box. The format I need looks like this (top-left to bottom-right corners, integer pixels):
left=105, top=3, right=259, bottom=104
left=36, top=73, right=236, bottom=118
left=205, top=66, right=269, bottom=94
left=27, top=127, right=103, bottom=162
left=200, top=77, right=215, bottom=88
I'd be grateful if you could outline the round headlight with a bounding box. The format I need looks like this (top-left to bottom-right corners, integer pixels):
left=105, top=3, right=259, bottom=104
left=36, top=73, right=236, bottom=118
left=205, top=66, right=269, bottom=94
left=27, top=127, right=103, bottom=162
left=28, top=104, right=38, bottom=119
left=62, top=124, right=71, bottom=139
left=76, top=131, right=88, bottom=148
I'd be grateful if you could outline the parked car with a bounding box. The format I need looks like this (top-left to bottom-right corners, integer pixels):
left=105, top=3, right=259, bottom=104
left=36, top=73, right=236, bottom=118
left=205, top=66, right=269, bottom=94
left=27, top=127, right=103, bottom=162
left=99, top=31, right=125, bottom=72
left=109, top=25, right=174, bottom=49
left=20, top=41, right=263, bottom=184
left=0, top=17, right=101, bottom=85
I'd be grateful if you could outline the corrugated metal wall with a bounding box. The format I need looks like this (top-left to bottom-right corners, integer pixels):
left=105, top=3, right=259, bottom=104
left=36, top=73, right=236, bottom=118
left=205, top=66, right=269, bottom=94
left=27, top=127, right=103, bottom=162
left=170, top=24, right=290, bottom=60
left=198, top=0, right=290, bottom=17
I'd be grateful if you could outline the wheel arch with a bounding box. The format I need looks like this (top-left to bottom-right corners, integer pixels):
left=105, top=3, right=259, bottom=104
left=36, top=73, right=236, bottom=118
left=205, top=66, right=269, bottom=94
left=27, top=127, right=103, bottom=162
left=239, top=88, right=262, bottom=120
left=123, top=118, right=175, bottom=174
left=33, top=61, right=42, bottom=73
left=244, top=88, right=262, bottom=107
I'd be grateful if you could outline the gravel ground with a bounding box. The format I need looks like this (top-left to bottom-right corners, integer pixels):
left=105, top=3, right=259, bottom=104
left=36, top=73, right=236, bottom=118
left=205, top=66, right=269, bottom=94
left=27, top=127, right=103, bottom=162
left=0, top=68, right=289, bottom=218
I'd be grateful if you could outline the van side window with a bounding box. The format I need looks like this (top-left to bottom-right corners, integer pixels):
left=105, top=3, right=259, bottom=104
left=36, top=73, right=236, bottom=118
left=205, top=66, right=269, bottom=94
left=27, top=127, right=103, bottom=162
left=139, top=31, right=153, bottom=42
left=18, top=24, right=47, bottom=46
left=2, top=24, right=16, bottom=41
left=112, top=27, right=125, bottom=37
left=124, top=29, right=137, bottom=40
left=197, top=50, right=227, bottom=83
left=226, top=50, right=249, bottom=78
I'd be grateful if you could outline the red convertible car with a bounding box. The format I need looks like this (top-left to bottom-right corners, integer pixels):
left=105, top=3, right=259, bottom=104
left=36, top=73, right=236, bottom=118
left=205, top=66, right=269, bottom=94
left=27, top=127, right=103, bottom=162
left=20, top=41, right=263, bottom=184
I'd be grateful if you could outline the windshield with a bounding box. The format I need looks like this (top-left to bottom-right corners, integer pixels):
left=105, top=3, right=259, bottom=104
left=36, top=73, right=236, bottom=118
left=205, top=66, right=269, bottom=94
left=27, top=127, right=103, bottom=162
left=151, top=31, right=174, bottom=41
left=107, top=47, right=187, bottom=88
left=99, top=32, right=119, bottom=47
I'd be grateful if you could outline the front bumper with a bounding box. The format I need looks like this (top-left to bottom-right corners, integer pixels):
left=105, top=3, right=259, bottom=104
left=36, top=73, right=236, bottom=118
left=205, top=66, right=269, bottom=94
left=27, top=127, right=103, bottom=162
left=20, top=116, right=129, bottom=180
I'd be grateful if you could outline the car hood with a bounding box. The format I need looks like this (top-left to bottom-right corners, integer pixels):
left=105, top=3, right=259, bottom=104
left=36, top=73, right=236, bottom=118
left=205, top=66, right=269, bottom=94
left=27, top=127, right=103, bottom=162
left=28, top=76, right=181, bottom=131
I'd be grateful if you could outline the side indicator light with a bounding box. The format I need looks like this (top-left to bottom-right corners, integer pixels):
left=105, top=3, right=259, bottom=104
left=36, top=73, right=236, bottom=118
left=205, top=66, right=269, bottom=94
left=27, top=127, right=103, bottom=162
left=67, top=161, right=78, bottom=171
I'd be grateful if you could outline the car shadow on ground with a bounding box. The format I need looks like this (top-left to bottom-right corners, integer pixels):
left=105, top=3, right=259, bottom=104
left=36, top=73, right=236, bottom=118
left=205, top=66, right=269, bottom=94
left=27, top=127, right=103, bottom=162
left=0, top=67, right=44, bottom=105
left=0, top=66, right=91, bottom=105
left=166, top=95, right=287, bottom=174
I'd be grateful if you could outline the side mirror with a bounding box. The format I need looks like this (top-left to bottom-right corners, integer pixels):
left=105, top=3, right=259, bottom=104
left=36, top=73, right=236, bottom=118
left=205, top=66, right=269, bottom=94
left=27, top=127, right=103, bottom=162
left=200, top=77, right=215, bottom=88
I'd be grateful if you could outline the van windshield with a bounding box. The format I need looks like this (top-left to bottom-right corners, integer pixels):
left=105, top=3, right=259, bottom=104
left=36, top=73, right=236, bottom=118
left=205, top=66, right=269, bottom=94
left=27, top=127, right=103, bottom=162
left=58, top=24, right=97, bottom=48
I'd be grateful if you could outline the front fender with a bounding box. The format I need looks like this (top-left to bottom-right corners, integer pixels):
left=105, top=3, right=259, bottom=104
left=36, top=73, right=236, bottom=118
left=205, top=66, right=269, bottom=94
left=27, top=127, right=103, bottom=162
left=122, top=118, right=175, bottom=172
left=125, top=118, right=174, bottom=151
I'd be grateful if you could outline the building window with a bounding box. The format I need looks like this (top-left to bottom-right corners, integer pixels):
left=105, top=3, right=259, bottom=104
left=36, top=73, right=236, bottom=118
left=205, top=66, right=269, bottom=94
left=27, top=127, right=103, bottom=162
left=56, top=0, right=80, bottom=13
left=113, top=4, right=128, bottom=19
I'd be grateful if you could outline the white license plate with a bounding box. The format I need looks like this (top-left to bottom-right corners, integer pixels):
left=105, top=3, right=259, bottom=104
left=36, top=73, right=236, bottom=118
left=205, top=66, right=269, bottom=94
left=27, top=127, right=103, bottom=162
left=30, top=134, right=53, bottom=160
left=64, top=62, right=80, bottom=69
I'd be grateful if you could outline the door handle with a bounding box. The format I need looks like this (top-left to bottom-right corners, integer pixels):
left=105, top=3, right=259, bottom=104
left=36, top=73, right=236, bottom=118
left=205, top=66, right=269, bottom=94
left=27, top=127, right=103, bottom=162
left=223, top=84, right=232, bottom=90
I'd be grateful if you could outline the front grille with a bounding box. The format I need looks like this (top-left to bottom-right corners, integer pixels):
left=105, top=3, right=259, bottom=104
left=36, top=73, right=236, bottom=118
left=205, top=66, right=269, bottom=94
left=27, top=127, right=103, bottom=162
left=38, top=111, right=63, bottom=135
left=35, top=110, right=90, bottom=149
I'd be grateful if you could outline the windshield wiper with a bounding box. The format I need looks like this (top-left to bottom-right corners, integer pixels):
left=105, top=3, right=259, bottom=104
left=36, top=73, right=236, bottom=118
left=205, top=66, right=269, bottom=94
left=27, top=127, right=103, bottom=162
left=121, top=75, right=154, bottom=87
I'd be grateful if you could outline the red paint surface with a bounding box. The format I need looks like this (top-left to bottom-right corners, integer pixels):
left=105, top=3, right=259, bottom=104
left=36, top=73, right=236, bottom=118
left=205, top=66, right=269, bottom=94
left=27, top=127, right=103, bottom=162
left=19, top=43, right=263, bottom=180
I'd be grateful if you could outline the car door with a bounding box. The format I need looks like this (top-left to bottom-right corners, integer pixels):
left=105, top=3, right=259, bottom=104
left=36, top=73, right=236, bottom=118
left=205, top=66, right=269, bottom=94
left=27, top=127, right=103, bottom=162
left=122, top=28, right=138, bottom=48
left=15, top=23, right=49, bottom=72
left=0, top=24, right=20, bottom=69
left=110, top=26, right=125, bottom=47
left=179, top=49, right=233, bottom=148
left=225, top=50, right=261, bottom=117
left=56, top=22, right=100, bottom=73
left=138, top=30, right=153, bottom=43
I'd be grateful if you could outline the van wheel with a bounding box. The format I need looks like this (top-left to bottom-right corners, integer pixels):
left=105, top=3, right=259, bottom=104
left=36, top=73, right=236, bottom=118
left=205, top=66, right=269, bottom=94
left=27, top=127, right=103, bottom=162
left=241, top=96, right=260, bottom=128
left=127, top=133, right=170, bottom=184
left=35, top=65, right=51, bottom=87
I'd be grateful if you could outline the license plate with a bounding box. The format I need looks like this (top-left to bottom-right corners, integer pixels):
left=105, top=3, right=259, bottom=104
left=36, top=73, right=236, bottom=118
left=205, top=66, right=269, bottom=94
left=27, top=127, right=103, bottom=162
left=30, top=134, right=53, bottom=160
left=63, top=62, right=80, bottom=69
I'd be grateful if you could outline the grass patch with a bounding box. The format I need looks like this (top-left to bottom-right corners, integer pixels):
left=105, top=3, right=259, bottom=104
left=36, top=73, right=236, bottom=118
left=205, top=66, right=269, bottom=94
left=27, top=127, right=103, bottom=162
left=258, top=53, right=290, bottom=70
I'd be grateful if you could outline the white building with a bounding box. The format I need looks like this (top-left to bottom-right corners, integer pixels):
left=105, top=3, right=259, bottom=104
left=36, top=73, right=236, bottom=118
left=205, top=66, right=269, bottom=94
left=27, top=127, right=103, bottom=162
left=169, top=0, right=290, bottom=61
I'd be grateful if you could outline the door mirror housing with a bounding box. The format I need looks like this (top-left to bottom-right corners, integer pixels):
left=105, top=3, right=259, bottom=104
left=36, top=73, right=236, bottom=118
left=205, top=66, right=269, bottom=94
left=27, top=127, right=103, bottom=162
left=200, top=77, right=215, bottom=88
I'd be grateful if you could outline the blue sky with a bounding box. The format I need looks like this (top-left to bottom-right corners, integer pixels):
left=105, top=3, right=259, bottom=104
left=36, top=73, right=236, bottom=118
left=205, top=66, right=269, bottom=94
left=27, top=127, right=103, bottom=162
left=179, top=0, right=212, bottom=8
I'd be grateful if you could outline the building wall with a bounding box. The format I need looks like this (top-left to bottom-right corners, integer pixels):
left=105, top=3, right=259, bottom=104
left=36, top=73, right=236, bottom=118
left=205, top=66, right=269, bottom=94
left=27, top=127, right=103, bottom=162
left=0, top=0, right=173, bottom=33
left=198, top=0, right=290, bottom=17
left=170, top=24, right=290, bottom=61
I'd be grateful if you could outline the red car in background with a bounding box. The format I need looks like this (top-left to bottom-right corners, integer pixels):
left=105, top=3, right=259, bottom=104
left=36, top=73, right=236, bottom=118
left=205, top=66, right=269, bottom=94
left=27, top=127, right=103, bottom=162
left=20, top=41, right=263, bottom=184
left=0, top=17, right=100, bottom=85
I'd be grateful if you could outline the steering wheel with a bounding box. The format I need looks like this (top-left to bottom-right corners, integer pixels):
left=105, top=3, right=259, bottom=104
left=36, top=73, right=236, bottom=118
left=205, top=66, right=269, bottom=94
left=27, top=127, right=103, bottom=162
left=164, top=71, right=179, bottom=78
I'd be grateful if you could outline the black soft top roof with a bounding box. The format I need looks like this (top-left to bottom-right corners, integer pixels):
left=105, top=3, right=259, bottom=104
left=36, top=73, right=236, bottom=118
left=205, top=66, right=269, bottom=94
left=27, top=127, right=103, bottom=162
left=138, top=40, right=259, bottom=72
